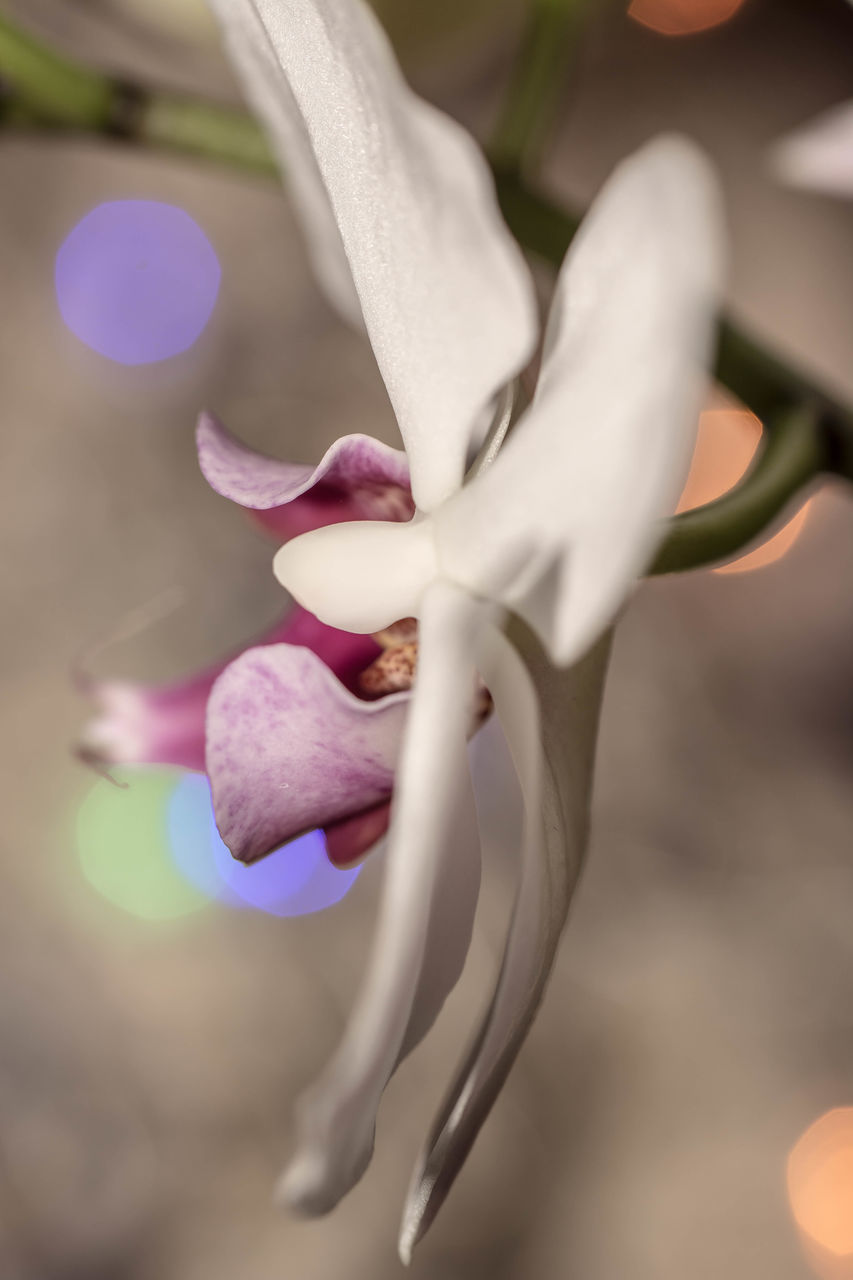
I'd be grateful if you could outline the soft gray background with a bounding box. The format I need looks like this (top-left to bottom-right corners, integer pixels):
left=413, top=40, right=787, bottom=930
left=1, top=0, right=852, bottom=1276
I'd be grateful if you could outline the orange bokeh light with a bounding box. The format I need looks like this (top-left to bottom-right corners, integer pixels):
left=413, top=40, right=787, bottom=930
left=677, top=407, right=810, bottom=573
left=628, top=0, right=747, bottom=37
left=788, top=1108, right=853, bottom=1277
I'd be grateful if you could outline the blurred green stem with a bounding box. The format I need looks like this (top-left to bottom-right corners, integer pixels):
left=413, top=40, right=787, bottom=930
left=651, top=404, right=825, bottom=574
left=490, top=0, right=596, bottom=173
left=0, top=13, right=278, bottom=173
left=1, top=9, right=852, bottom=571
left=0, top=14, right=113, bottom=128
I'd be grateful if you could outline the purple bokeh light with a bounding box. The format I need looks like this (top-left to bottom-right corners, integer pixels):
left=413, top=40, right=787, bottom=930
left=167, top=774, right=362, bottom=917
left=55, top=201, right=221, bottom=365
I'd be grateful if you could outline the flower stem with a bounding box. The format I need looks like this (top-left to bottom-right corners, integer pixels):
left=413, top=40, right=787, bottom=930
left=651, top=403, right=826, bottom=574
left=0, top=14, right=113, bottom=129
left=0, top=13, right=279, bottom=173
left=490, top=0, right=596, bottom=173
left=139, top=93, right=277, bottom=176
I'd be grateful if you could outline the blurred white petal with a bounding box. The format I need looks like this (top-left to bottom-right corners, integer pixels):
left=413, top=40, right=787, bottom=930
left=400, top=622, right=611, bottom=1261
left=277, top=583, right=493, bottom=1214
left=208, top=0, right=537, bottom=511
left=771, top=101, right=853, bottom=198
left=434, top=135, right=723, bottom=666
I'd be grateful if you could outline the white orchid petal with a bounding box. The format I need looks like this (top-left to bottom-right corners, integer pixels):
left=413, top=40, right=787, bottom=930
left=399, top=622, right=611, bottom=1261
left=435, top=135, right=723, bottom=667
left=274, top=517, right=438, bottom=635
left=277, top=583, right=493, bottom=1214
left=206, top=0, right=363, bottom=324
left=210, top=0, right=537, bottom=511
left=771, top=101, right=853, bottom=198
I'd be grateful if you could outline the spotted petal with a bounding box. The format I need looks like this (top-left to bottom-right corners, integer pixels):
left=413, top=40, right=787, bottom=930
left=206, top=0, right=537, bottom=511
left=78, top=606, right=379, bottom=773
left=434, top=135, right=723, bottom=666
left=206, top=643, right=409, bottom=862
left=277, top=582, right=490, bottom=1213
left=771, top=100, right=853, bottom=199
left=197, top=414, right=414, bottom=540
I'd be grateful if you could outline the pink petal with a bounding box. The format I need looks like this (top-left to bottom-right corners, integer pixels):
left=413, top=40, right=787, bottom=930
left=206, top=644, right=409, bottom=863
left=197, top=413, right=413, bottom=540
left=78, top=607, right=380, bottom=773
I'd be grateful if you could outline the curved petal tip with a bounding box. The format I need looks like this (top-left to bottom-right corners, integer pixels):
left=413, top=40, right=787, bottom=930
left=197, top=413, right=414, bottom=538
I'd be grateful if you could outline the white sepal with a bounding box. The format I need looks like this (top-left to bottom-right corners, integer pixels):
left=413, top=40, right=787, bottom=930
left=209, top=0, right=537, bottom=512
left=399, top=622, right=611, bottom=1261
left=435, top=136, right=723, bottom=667
left=277, top=583, right=494, bottom=1214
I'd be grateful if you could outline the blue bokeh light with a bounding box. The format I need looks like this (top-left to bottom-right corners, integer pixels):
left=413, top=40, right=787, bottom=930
left=55, top=201, right=221, bottom=365
left=167, top=774, right=362, bottom=917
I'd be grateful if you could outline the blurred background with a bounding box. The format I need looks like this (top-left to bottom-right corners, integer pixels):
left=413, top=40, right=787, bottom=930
left=1, top=0, right=853, bottom=1276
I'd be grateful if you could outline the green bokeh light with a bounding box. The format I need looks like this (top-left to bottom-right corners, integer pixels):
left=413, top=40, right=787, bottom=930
left=76, top=767, right=211, bottom=921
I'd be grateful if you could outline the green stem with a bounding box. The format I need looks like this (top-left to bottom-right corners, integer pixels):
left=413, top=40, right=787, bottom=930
left=0, top=14, right=113, bottom=129
left=651, top=404, right=825, bottom=574
left=0, top=13, right=279, bottom=174
left=491, top=0, right=594, bottom=173
left=139, top=94, right=277, bottom=176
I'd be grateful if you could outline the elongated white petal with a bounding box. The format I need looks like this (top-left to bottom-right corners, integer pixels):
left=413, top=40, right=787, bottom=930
left=400, top=622, right=611, bottom=1261
left=435, top=135, right=723, bottom=666
left=209, top=0, right=537, bottom=511
left=771, top=101, right=853, bottom=198
left=277, top=583, right=494, bottom=1214
left=206, top=0, right=365, bottom=322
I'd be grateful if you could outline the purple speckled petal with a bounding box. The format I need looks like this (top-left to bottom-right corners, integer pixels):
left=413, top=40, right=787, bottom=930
left=206, top=644, right=409, bottom=863
left=197, top=413, right=414, bottom=540
left=78, top=606, right=380, bottom=773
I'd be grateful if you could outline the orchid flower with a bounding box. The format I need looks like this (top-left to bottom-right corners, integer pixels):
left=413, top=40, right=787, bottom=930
left=83, top=0, right=722, bottom=1254
left=187, top=0, right=724, bottom=1255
